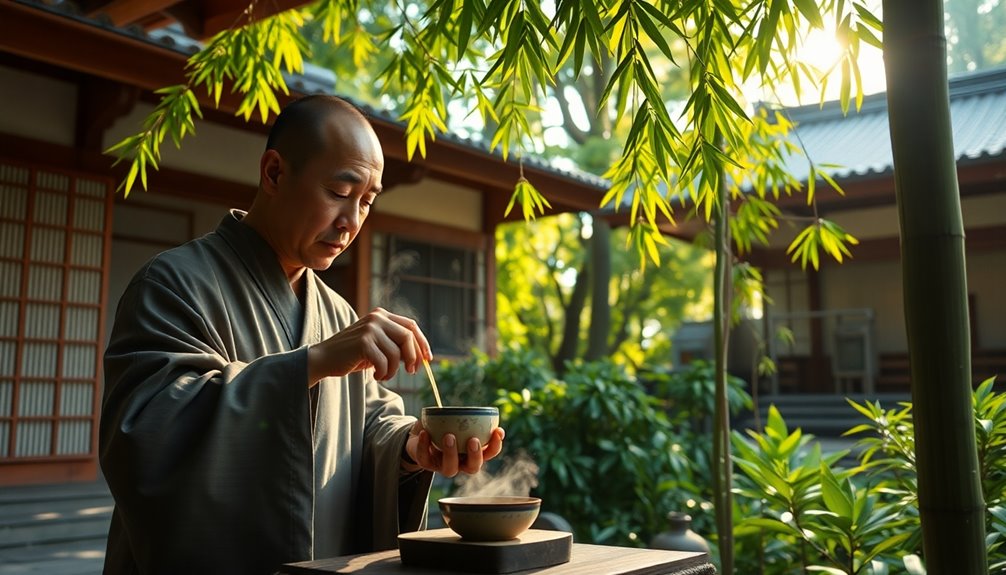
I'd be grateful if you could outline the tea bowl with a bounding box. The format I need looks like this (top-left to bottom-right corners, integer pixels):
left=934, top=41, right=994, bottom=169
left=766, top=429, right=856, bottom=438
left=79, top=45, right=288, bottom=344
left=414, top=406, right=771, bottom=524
left=420, top=406, right=499, bottom=451
left=438, top=496, right=542, bottom=541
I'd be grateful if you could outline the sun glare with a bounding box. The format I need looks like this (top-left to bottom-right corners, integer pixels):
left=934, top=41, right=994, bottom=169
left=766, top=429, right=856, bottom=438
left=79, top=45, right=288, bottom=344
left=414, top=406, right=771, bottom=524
left=794, top=26, right=888, bottom=105
left=748, top=25, right=888, bottom=108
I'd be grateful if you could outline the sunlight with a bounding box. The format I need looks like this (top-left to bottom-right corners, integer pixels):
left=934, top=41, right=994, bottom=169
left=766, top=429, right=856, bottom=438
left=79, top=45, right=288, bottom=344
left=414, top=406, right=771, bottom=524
left=801, top=26, right=887, bottom=91
left=750, top=23, right=888, bottom=108
left=795, top=26, right=887, bottom=104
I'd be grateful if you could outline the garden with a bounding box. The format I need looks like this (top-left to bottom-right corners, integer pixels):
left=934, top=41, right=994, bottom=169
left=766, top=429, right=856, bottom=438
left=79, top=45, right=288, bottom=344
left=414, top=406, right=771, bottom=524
left=426, top=350, right=1006, bottom=574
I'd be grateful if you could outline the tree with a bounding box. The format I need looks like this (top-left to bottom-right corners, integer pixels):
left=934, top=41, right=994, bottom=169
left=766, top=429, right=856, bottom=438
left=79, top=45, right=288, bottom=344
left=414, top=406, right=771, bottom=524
left=944, top=0, right=1006, bottom=73
left=495, top=213, right=713, bottom=374
left=883, top=1, right=987, bottom=572
left=105, top=1, right=892, bottom=571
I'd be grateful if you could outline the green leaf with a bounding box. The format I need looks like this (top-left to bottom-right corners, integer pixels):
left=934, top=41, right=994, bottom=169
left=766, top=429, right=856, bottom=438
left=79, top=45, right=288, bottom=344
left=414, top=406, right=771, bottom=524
left=793, top=0, right=824, bottom=29
left=854, top=2, right=884, bottom=31
left=633, top=5, right=675, bottom=65
left=820, top=463, right=852, bottom=518
left=766, top=405, right=788, bottom=439
left=124, top=161, right=139, bottom=198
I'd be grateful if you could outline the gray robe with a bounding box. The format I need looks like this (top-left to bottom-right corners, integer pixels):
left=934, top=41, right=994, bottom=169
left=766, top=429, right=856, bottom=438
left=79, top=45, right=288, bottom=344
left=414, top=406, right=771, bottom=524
left=99, top=211, right=432, bottom=575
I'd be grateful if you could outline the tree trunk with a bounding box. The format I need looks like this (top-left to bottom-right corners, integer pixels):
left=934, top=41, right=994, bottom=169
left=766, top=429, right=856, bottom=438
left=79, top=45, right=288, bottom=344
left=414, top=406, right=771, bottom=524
left=586, top=218, right=611, bottom=361
left=553, top=262, right=590, bottom=376
left=712, top=165, right=734, bottom=574
left=883, top=2, right=987, bottom=572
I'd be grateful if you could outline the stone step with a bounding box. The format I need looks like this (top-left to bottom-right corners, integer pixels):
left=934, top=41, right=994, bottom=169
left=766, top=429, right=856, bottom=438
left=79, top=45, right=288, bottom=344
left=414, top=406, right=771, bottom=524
left=0, top=494, right=113, bottom=522
left=0, top=511, right=111, bottom=550
left=754, top=393, right=910, bottom=407
left=0, top=481, right=112, bottom=551
left=0, top=482, right=110, bottom=506
left=0, top=538, right=105, bottom=575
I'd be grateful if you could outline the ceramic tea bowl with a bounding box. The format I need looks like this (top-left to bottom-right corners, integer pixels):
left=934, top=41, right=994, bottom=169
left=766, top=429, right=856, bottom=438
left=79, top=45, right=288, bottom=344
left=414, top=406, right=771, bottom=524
left=420, top=406, right=499, bottom=451
left=438, top=496, right=542, bottom=541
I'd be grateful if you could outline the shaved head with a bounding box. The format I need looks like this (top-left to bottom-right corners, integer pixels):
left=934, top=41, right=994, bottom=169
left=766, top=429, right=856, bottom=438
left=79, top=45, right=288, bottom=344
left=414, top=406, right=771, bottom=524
left=245, top=94, right=384, bottom=282
left=264, top=95, right=370, bottom=175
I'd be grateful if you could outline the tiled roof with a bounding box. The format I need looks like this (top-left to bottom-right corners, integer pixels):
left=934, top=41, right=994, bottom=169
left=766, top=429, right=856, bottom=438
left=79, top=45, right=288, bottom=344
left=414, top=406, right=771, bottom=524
left=770, top=66, right=1006, bottom=183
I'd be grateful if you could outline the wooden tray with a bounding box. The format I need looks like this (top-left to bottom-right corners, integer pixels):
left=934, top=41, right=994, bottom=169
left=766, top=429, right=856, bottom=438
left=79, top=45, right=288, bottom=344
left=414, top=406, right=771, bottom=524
left=397, top=528, right=572, bottom=574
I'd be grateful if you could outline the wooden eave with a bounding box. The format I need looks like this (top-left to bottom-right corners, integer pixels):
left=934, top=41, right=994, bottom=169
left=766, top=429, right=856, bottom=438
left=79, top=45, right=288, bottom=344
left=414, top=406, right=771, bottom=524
left=0, top=1, right=609, bottom=218
left=77, top=0, right=314, bottom=39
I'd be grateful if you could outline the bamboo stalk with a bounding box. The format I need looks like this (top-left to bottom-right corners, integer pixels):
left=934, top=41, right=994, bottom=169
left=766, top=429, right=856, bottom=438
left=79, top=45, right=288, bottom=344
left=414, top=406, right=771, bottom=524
left=712, top=157, right=734, bottom=574
left=883, top=2, right=987, bottom=572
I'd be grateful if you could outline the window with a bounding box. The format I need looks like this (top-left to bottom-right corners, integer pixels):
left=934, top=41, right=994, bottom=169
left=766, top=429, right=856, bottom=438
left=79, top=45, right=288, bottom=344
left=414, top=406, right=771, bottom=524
left=0, top=160, right=112, bottom=481
left=371, top=233, right=485, bottom=357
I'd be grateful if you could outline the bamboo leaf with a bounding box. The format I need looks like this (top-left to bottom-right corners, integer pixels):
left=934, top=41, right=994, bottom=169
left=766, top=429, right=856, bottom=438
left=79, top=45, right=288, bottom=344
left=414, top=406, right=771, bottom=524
left=633, top=5, right=675, bottom=64
left=793, top=0, right=824, bottom=29
left=854, top=2, right=884, bottom=31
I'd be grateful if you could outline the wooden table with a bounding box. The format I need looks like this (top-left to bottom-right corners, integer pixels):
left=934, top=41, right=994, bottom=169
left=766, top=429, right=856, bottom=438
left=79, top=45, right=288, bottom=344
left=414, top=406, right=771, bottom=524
left=279, top=543, right=716, bottom=575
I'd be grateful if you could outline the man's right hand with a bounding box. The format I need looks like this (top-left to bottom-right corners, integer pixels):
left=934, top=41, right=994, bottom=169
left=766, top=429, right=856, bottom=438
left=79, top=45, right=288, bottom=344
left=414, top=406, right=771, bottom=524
left=307, top=307, right=432, bottom=385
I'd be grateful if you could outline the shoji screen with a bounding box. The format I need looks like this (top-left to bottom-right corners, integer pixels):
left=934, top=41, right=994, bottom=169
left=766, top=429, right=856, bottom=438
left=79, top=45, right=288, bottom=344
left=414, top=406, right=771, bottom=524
left=0, top=160, right=112, bottom=484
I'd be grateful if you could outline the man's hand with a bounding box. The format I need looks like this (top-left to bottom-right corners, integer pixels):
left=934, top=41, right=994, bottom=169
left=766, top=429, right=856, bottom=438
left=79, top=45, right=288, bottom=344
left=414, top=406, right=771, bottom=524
left=402, top=420, right=505, bottom=477
left=307, top=307, right=432, bottom=385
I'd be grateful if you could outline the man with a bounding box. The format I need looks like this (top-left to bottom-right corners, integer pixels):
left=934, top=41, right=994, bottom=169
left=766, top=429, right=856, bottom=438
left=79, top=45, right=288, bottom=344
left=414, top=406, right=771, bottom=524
left=99, top=95, right=505, bottom=574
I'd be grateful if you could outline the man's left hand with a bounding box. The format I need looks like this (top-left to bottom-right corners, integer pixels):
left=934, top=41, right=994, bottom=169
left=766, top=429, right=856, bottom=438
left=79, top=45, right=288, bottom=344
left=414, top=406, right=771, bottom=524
left=403, top=421, right=505, bottom=477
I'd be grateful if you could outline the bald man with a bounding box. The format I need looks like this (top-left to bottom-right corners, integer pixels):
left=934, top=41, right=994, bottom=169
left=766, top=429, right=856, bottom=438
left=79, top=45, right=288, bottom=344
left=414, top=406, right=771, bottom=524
left=99, top=96, right=505, bottom=575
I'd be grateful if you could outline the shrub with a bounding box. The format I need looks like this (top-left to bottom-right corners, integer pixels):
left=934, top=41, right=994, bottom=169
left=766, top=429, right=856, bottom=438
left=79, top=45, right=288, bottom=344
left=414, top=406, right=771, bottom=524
left=496, top=359, right=703, bottom=545
left=845, top=377, right=1006, bottom=572
left=733, top=406, right=911, bottom=574
left=732, top=377, right=1006, bottom=574
left=424, top=348, right=552, bottom=407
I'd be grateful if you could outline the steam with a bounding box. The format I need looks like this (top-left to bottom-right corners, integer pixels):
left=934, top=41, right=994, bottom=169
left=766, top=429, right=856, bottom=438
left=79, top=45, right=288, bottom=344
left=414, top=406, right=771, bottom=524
left=372, top=250, right=419, bottom=318
left=453, top=451, right=540, bottom=498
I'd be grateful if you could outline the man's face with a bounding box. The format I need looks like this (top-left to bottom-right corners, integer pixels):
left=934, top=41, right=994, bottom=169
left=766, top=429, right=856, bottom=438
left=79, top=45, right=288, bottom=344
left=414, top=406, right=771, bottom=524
left=269, top=116, right=384, bottom=274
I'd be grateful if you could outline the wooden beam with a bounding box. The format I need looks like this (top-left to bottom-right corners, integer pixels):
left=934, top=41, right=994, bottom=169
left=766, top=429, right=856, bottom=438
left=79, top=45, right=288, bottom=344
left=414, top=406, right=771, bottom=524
left=368, top=213, right=487, bottom=251
left=0, top=2, right=275, bottom=119
left=382, top=157, right=428, bottom=192
left=83, top=0, right=184, bottom=28
left=0, top=131, right=255, bottom=208
left=746, top=222, right=1006, bottom=269
left=769, top=159, right=1006, bottom=214
left=200, top=0, right=313, bottom=38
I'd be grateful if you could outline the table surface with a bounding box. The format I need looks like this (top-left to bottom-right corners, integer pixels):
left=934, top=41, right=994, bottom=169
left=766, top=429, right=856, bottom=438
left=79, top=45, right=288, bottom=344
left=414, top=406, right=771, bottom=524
left=280, top=542, right=711, bottom=575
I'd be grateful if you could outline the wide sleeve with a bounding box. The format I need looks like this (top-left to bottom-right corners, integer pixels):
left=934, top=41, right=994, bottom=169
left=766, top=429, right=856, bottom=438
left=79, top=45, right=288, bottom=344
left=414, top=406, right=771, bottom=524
left=354, top=376, right=434, bottom=551
left=99, top=276, right=315, bottom=573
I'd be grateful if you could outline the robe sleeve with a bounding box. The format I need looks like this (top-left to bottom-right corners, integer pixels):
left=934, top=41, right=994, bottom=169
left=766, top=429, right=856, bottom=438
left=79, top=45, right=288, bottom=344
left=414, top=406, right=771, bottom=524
left=355, top=373, right=434, bottom=551
left=99, top=275, right=315, bottom=572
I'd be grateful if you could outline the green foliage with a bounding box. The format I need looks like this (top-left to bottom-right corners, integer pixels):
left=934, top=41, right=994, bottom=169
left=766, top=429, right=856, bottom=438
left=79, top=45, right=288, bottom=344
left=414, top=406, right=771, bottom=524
left=787, top=217, right=860, bottom=271
left=733, top=406, right=913, bottom=574
left=495, top=214, right=713, bottom=371
left=646, top=360, right=752, bottom=428
left=105, top=85, right=200, bottom=196
left=731, top=379, right=1006, bottom=573
left=423, top=348, right=552, bottom=407
left=844, top=377, right=1006, bottom=569
left=497, top=358, right=703, bottom=546
left=106, top=10, right=308, bottom=195
left=944, top=0, right=1006, bottom=74
left=107, top=0, right=877, bottom=273
left=432, top=350, right=707, bottom=547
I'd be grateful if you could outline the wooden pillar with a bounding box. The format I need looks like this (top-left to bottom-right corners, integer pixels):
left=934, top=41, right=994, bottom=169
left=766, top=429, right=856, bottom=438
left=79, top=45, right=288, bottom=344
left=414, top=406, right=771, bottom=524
left=353, top=227, right=372, bottom=316
left=807, top=268, right=831, bottom=393
left=75, top=76, right=138, bottom=152
left=481, top=188, right=509, bottom=357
